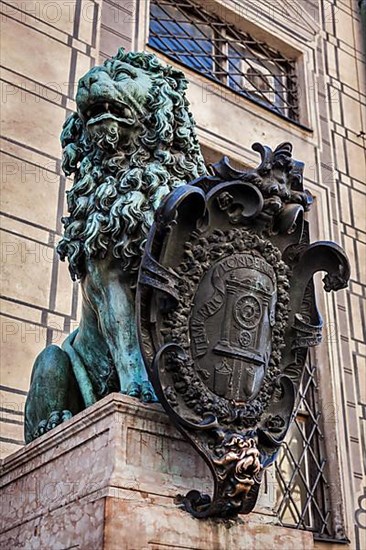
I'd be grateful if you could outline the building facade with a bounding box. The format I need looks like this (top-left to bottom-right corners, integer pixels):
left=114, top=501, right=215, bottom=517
left=1, top=0, right=365, bottom=548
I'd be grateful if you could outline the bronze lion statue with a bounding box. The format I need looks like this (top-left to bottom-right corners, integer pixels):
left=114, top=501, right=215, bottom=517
left=25, top=49, right=206, bottom=443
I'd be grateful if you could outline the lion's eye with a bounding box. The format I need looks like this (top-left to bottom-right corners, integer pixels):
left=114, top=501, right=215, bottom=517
left=115, top=67, right=137, bottom=80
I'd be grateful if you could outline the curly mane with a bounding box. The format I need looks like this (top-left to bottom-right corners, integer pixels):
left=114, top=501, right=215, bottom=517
left=57, top=49, right=207, bottom=280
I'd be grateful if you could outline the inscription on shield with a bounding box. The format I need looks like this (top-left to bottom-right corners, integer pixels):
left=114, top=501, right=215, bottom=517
left=190, top=253, right=276, bottom=402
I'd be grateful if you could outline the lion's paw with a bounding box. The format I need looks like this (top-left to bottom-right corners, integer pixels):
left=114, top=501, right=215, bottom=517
left=35, top=410, right=73, bottom=439
left=124, top=382, right=158, bottom=403
left=126, top=382, right=141, bottom=398
left=141, top=381, right=158, bottom=403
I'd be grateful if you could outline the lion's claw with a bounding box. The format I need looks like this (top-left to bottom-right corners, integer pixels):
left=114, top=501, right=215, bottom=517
left=37, top=419, right=48, bottom=436
left=122, top=381, right=158, bottom=403
left=126, top=382, right=140, bottom=397
left=34, top=410, right=73, bottom=439
left=141, top=381, right=158, bottom=403
left=47, top=411, right=61, bottom=431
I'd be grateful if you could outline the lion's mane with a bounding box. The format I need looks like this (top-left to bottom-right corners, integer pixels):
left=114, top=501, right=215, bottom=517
left=57, top=49, right=207, bottom=280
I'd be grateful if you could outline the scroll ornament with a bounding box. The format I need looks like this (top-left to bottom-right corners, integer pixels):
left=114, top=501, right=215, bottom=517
left=137, top=142, right=350, bottom=518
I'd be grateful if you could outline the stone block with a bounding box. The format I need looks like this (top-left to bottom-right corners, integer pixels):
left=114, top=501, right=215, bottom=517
left=78, top=0, right=99, bottom=45
left=54, top=257, right=77, bottom=317
left=350, top=188, right=366, bottom=232
left=101, top=0, right=135, bottom=39
left=1, top=1, right=76, bottom=36
left=0, top=315, right=44, bottom=392
left=0, top=394, right=314, bottom=549
left=0, top=231, right=53, bottom=310
left=0, top=151, right=59, bottom=230
left=1, top=14, right=72, bottom=86
left=337, top=49, right=359, bottom=90
left=335, top=9, right=355, bottom=47
left=339, top=184, right=352, bottom=226
left=1, top=86, right=65, bottom=160
left=342, top=94, right=363, bottom=134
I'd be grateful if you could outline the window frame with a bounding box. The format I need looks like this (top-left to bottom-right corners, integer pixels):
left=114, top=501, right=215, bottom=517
left=273, top=350, right=341, bottom=540
left=147, top=0, right=301, bottom=125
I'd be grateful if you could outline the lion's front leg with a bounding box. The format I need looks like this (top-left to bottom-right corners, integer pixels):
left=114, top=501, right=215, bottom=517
left=120, top=340, right=156, bottom=403
left=104, top=289, right=157, bottom=402
left=82, top=259, right=157, bottom=402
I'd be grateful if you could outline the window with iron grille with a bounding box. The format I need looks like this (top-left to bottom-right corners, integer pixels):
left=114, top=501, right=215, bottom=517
left=274, top=354, right=338, bottom=540
left=148, top=0, right=299, bottom=122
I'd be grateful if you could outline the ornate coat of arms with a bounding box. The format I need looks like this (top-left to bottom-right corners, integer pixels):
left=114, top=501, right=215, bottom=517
left=137, top=142, right=350, bottom=518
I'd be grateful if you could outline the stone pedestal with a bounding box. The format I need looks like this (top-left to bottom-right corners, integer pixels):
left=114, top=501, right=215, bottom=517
left=1, top=394, right=314, bottom=549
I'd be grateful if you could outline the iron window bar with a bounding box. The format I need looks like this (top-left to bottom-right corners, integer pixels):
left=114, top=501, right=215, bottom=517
left=152, top=18, right=213, bottom=76
left=274, top=359, right=336, bottom=539
left=149, top=0, right=299, bottom=122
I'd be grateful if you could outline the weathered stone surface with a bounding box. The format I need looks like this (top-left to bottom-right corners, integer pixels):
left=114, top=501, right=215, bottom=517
left=1, top=394, right=314, bottom=549
left=104, top=497, right=313, bottom=550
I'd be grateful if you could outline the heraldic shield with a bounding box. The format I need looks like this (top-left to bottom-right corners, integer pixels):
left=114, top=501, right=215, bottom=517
left=136, top=142, right=350, bottom=519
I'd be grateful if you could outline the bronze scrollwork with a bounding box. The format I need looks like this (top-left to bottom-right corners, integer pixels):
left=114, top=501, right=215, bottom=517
left=137, top=142, right=350, bottom=518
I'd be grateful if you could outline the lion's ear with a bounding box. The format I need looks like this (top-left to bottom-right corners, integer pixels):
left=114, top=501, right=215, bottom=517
left=61, top=112, right=83, bottom=148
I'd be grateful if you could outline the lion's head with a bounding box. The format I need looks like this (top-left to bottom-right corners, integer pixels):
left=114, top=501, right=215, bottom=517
left=57, top=49, right=207, bottom=280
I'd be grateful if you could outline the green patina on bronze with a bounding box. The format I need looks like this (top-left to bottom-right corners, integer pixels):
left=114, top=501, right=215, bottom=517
left=25, top=49, right=206, bottom=443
